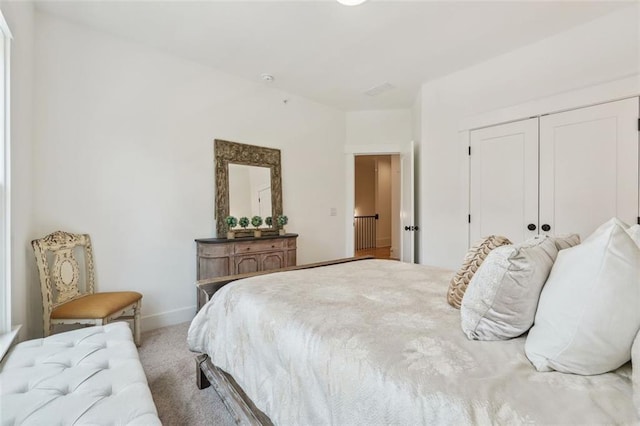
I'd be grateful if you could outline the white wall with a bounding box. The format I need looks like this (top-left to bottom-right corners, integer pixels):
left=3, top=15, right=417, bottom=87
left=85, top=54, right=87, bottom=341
left=390, top=154, right=400, bottom=259
left=1, top=2, right=37, bottom=340
left=248, top=167, right=270, bottom=220
left=411, top=92, right=421, bottom=262
left=419, top=4, right=640, bottom=269
left=27, top=12, right=346, bottom=336
left=344, top=109, right=412, bottom=256
left=375, top=156, right=391, bottom=247
left=228, top=165, right=253, bottom=219
left=354, top=156, right=375, bottom=217
left=346, top=110, right=412, bottom=147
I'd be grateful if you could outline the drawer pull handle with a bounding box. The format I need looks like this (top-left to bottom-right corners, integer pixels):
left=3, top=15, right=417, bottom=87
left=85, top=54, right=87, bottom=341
left=271, top=245, right=275, bottom=248
left=246, top=247, right=250, bottom=251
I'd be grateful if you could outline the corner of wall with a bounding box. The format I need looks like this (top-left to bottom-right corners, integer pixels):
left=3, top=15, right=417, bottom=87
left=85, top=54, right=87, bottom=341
left=2, top=1, right=37, bottom=339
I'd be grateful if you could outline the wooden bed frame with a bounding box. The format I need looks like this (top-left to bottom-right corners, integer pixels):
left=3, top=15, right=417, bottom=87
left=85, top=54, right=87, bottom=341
left=193, top=256, right=374, bottom=425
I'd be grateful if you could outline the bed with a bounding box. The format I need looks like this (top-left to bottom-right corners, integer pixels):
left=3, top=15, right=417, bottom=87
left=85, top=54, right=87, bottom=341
left=187, top=258, right=638, bottom=425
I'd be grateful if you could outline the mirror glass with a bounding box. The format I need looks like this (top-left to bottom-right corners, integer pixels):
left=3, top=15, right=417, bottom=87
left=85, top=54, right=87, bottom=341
left=215, top=139, right=282, bottom=238
left=228, top=164, right=272, bottom=219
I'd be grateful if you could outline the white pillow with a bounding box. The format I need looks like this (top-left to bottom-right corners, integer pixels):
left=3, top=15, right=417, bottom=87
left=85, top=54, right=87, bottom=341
left=525, top=218, right=640, bottom=375
left=633, top=330, right=640, bottom=418
left=460, top=235, right=558, bottom=340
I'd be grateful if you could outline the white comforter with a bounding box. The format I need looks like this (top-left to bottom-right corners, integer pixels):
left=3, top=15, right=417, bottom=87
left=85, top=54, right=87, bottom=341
left=188, top=259, right=637, bottom=425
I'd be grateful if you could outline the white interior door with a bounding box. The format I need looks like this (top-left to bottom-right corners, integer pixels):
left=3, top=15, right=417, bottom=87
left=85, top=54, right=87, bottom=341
left=400, top=141, right=415, bottom=263
left=258, top=186, right=272, bottom=218
left=539, top=97, right=639, bottom=239
left=470, top=118, right=539, bottom=244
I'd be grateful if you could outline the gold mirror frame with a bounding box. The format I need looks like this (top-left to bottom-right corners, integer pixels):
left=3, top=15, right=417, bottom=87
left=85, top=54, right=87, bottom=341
left=215, top=139, right=283, bottom=238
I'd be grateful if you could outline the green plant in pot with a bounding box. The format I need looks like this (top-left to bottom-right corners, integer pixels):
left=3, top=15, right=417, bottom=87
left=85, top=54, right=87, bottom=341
left=225, top=216, right=238, bottom=239
left=251, top=216, right=263, bottom=237
left=238, top=216, right=250, bottom=231
left=265, top=216, right=273, bottom=228
left=277, top=215, right=288, bottom=235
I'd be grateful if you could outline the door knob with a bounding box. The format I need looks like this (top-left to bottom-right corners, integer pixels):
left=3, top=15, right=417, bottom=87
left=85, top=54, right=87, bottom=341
left=541, top=224, right=551, bottom=232
left=527, top=224, right=537, bottom=231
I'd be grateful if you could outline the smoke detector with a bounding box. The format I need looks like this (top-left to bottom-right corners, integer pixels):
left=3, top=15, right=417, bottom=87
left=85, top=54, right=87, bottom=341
left=260, top=73, right=275, bottom=83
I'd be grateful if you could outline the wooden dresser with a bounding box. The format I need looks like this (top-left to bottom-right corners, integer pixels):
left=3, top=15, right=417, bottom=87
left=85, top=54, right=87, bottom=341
left=195, top=234, right=298, bottom=281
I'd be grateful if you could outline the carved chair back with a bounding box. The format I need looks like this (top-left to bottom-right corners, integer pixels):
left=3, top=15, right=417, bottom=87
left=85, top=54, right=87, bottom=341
left=32, top=231, right=96, bottom=329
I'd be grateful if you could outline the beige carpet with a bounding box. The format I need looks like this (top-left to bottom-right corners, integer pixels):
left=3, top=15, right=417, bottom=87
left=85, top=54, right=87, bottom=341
left=138, top=322, right=235, bottom=426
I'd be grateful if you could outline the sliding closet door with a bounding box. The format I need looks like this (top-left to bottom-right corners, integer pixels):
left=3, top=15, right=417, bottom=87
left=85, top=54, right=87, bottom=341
left=539, top=97, right=639, bottom=239
left=470, top=118, right=539, bottom=244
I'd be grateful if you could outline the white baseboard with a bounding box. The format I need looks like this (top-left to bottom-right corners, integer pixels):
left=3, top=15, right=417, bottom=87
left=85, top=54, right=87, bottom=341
left=141, top=306, right=195, bottom=332
left=389, top=246, right=399, bottom=260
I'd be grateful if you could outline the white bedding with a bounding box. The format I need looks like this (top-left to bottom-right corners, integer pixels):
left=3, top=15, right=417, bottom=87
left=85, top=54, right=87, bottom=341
left=188, top=259, right=637, bottom=425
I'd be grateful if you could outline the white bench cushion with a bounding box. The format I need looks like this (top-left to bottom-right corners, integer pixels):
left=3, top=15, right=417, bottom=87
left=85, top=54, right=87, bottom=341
left=1, top=322, right=160, bottom=425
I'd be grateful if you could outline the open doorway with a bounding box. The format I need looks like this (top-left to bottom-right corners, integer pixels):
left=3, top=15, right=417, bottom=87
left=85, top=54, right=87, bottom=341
left=354, top=155, right=401, bottom=260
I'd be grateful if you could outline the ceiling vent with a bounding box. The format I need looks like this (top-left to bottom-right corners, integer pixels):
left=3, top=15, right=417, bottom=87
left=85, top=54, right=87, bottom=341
left=364, top=82, right=395, bottom=97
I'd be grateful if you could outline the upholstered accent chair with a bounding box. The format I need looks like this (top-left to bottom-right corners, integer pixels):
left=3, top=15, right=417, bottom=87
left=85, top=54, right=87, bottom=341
left=31, top=231, right=143, bottom=346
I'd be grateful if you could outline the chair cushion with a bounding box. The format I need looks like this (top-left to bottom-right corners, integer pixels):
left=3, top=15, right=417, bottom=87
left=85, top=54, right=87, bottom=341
left=52, top=291, right=142, bottom=319
left=0, top=322, right=160, bottom=425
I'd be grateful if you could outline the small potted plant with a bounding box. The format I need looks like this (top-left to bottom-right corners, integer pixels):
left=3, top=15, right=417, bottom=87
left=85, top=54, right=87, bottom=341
left=251, top=216, right=263, bottom=237
left=265, top=216, right=273, bottom=228
left=225, top=216, right=238, bottom=239
left=277, top=214, right=288, bottom=236
left=238, top=216, right=250, bottom=234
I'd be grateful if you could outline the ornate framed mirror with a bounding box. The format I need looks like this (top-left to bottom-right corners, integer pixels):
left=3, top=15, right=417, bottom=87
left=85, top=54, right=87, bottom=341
left=215, top=139, right=283, bottom=238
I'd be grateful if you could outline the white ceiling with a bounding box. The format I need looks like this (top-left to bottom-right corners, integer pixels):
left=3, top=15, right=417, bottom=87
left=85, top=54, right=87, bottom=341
left=35, top=0, right=631, bottom=111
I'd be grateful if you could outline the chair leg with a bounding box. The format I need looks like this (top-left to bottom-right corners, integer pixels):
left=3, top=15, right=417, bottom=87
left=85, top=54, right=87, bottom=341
left=133, top=301, right=141, bottom=347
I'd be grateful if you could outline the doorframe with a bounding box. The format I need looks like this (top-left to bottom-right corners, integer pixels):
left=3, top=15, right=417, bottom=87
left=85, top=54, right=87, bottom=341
left=344, top=144, right=405, bottom=258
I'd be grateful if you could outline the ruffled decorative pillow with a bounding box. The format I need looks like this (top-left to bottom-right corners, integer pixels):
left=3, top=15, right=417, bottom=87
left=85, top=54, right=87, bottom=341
left=447, top=235, right=511, bottom=309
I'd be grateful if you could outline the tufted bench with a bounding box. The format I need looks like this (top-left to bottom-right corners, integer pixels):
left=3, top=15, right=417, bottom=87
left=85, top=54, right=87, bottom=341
left=0, top=322, right=160, bottom=425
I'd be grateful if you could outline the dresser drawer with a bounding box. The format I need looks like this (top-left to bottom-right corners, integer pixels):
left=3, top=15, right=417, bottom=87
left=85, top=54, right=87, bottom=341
left=198, top=243, right=232, bottom=258
left=195, top=235, right=298, bottom=308
left=234, top=239, right=285, bottom=254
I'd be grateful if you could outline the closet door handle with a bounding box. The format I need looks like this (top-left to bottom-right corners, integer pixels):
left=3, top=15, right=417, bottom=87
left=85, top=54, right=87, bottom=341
left=527, top=224, right=537, bottom=231
left=541, top=224, right=551, bottom=232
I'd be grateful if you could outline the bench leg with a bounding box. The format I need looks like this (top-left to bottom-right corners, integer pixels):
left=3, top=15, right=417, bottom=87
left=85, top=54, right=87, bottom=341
left=133, top=301, right=141, bottom=347
left=196, top=354, right=211, bottom=390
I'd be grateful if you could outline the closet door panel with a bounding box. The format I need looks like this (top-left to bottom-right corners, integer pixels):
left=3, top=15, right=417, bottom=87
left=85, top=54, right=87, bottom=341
left=470, top=118, right=539, bottom=244
left=539, top=97, right=639, bottom=239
